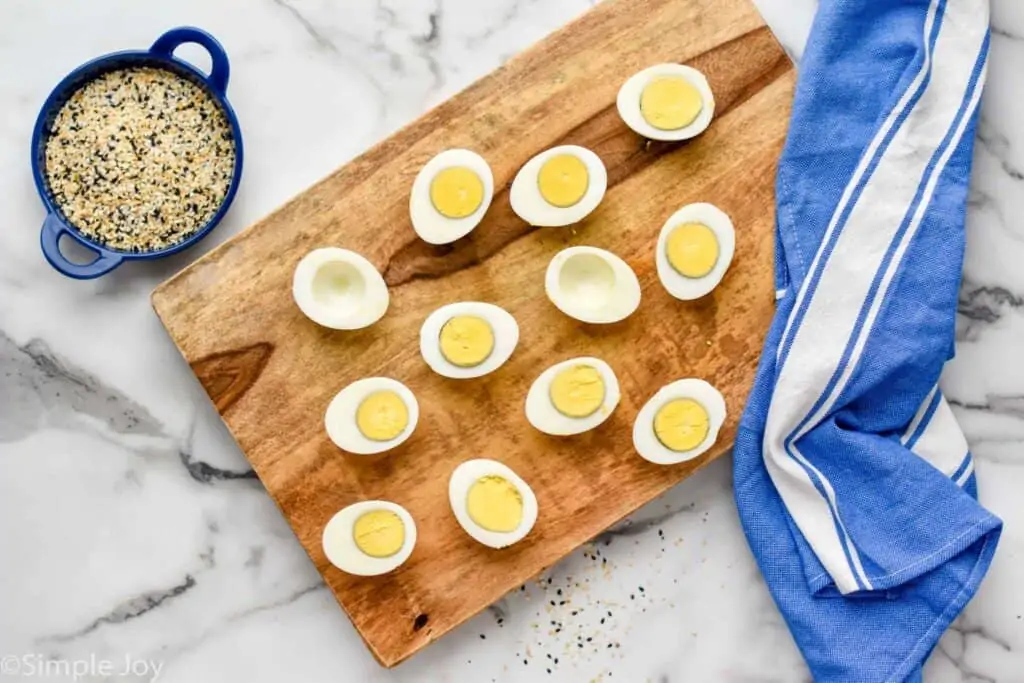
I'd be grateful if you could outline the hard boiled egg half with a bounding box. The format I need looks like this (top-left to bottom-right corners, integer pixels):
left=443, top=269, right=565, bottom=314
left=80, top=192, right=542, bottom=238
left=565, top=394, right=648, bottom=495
left=293, top=248, right=389, bottom=330
left=526, top=357, right=620, bottom=436
left=510, top=145, right=607, bottom=227
left=420, top=302, right=519, bottom=379
left=633, top=379, right=726, bottom=465
left=617, top=64, right=715, bottom=141
left=656, top=203, right=735, bottom=300
left=449, top=459, right=538, bottom=548
left=410, top=149, right=494, bottom=244
left=322, top=500, right=417, bottom=576
left=545, top=246, right=641, bottom=324
left=325, top=378, right=419, bottom=454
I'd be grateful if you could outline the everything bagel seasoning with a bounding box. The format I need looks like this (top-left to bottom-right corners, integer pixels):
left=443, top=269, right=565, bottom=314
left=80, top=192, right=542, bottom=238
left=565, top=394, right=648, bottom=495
left=44, top=66, right=235, bottom=252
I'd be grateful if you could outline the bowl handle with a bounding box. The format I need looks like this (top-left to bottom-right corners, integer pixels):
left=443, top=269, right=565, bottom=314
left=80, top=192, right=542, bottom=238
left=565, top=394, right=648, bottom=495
left=149, top=26, right=230, bottom=95
left=40, top=214, right=124, bottom=279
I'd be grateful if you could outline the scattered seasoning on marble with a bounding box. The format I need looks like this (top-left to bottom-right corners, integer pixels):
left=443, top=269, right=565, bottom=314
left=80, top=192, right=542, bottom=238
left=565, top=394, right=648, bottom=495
left=44, top=67, right=235, bottom=252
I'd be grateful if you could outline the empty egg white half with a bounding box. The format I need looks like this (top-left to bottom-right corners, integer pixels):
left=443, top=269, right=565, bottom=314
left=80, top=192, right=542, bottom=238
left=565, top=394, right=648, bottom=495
left=655, top=203, right=735, bottom=300
left=325, top=377, right=419, bottom=455
left=510, top=145, right=607, bottom=227
left=419, top=302, right=519, bottom=379
left=633, top=378, right=726, bottom=465
left=617, top=63, right=715, bottom=141
left=410, top=149, right=494, bottom=245
left=545, top=246, right=641, bottom=324
left=448, top=459, right=538, bottom=549
left=322, top=500, right=417, bottom=576
left=525, top=356, right=620, bottom=436
left=293, top=248, right=389, bottom=330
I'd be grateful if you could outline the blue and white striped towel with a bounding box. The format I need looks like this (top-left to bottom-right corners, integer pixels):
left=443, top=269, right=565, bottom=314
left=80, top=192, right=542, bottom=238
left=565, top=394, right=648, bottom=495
left=734, top=0, right=1003, bottom=680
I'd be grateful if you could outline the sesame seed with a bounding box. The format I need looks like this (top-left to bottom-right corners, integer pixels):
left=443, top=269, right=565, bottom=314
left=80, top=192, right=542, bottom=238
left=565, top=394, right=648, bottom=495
left=44, top=67, right=235, bottom=253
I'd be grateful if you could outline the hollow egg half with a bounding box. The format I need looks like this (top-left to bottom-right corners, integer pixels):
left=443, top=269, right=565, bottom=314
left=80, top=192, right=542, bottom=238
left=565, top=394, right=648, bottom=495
left=322, top=500, right=417, bottom=576
left=410, top=149, right=494, bottom=245
left=325, top=377, right=419, bottom=454
left=617, top=64, right=715, bottom=141
left=293, top=248, right=389, bottom=330
left=526, top=357, right=620, bottom=436
left=510, top=145, right=607, bottom=227
left=449, top=459, right=538, bottom=548
left=420, top=302, right=519, bottom=379
left=656, top=203, right=735, bottom=300
left=545, top=246, right=640, bottom=324
left=633, top=378, right=726, bottom=465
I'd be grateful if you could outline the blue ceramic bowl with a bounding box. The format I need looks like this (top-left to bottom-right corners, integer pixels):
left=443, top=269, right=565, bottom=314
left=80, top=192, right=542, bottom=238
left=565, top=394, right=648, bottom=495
left=31, top=27, right=244, bottom=279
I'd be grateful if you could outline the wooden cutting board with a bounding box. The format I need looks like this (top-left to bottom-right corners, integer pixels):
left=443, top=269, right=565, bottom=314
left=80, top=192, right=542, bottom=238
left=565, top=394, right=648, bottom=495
left=152, top=0, right=793, bottom=667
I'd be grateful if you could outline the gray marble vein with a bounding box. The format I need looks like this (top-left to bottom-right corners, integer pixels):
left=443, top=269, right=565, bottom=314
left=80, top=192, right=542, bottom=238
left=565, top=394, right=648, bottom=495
left=959, top=281, right=1024, bottom=324
left=42, top=575, right=198, bottom=644
left=976, top=116, right=1024, bottom=181
left=178, top=446, right=258, bottom=484
left=594, top=503, right=698, bottom=545
left=0, top=331, right=165, bottom=442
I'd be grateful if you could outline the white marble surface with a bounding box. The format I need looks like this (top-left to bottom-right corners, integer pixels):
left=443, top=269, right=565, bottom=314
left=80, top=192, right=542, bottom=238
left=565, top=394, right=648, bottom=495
left=1, top=1, right=1021, bottom=681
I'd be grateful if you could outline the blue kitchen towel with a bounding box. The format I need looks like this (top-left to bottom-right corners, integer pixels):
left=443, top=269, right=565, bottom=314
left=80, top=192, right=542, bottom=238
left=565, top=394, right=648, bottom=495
left=734, top=0, right=1003, bottom=680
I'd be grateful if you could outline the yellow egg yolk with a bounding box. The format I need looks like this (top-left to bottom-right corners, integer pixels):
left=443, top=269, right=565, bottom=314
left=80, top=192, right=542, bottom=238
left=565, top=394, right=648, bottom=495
left=654, top=398, right=710, bottom=452
left=666, top=222, right=720, bottom=278
left=467, top=475, right=524, bottom=533
left=549, top=365, right=605, bottom=418
left=537, top=154, right=589, bottom=208
left=430, top=166, right=485, bottom=219
left=639, top=76, right=704, bottom=131
left=356, top=390, right=409, bottom=442
left=439, top=315, right=495, bottom=367
left=353, top=509, right=405, bottom=558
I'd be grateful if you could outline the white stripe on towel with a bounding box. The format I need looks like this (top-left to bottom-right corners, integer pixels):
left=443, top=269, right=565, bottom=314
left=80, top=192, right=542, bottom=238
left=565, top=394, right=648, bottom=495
left=908, top=391, right=970, bottom=478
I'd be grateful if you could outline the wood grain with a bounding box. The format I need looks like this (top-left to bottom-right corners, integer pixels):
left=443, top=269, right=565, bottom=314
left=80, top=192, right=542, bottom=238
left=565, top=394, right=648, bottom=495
left=152, top=0, right=794, bottom=667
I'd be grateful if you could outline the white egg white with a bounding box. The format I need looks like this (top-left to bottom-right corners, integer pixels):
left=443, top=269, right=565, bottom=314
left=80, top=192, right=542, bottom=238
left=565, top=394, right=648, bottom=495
left=410, top=149, right=494, bottom=245
left=616, top=63, right=716, bottom=141
left=293, top=248, right=389, bottom=330
left=525, top=357, right=620, bottom=436
left=448, top=459, right=538, bottom=549
left=509, top=145, right=607, bottom=227
left=633, top=378, right=726, bottom=465
left=322, top=500, right=417, bottom=576
left=419, top=302, right=519, bottom=379
left=655, top=203, right=735, bottom=300
left=545, top=246, right=641, bottom=324
left=324, top=377, right=419, bottom=455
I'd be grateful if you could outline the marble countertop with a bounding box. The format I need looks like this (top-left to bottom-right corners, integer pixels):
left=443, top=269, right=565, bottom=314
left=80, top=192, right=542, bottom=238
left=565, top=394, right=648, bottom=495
left=1, top=1, right=1021, bottom=681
